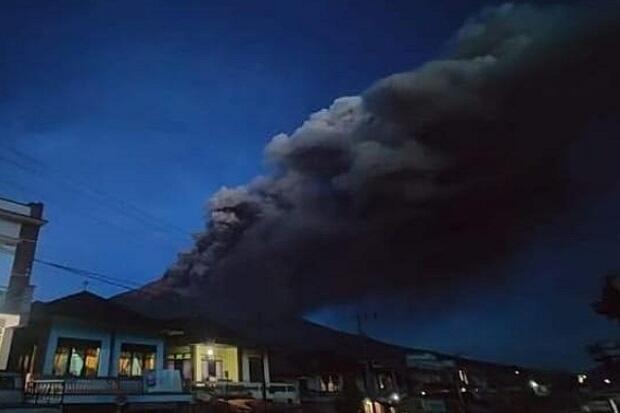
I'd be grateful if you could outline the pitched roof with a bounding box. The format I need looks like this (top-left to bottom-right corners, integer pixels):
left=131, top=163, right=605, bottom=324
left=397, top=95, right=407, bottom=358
left=31, top=291, right=167, bottom=331
left=233, top=317, right=411, bottom=362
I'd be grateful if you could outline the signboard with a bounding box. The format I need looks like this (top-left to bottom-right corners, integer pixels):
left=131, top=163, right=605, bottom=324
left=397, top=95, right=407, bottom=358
left=406, top=353, right=455, bottom=370
left=421, top=399, right=447, bottom=412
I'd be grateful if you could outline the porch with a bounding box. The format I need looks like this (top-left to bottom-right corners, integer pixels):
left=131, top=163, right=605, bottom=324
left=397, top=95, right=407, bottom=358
left=167, top=342, right=271, bottom=386
left=24, top=373, right=192, bottom=407
left=166, top=342, right=299, bottom=403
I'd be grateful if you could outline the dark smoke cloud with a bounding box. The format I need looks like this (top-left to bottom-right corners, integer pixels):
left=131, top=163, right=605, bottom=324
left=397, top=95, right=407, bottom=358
left=141, top=3, right=620, bottom=319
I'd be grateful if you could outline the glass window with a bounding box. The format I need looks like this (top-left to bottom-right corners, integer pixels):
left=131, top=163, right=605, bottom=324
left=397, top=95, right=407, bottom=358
left=118, top=343, right=156, bottom=377
left=200, top=358, right=220, bottom=380
left=53, top=338, right=100, bottom=377
left=0, top=244, right=15, bottom=286
left=52, top=347, right=70, bottom=376
left=166, top=349, right=192, bottom=380
left=320, top=375, right=341, bottom=393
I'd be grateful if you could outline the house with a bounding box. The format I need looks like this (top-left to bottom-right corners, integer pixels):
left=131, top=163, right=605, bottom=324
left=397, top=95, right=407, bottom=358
left=0, top=197, right=45, bottom=371
left=166, top=317, right=267, bottom=384
left=10, top=291, right=167, bottom=378
left=10, top=290, right=300, bottom=407
left=162, top=315, right=300, bottom=403
left=8, top=291, right=192, bottom=410
left=232, top=318, right=406, bottom=411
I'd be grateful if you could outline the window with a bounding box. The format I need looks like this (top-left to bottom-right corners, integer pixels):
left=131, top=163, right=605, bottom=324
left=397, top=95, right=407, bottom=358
left=53, top=338, right=100, bottom=377
left=0, top=244, right=15, bottom=285
left=320, top=374, right=341, bottom=393
left=201, top=357, right=224, bottom=381
left=166, top=351, right=193, bottom=380
left=376, top=373, right=394, bottom=390
left=118, top=343, right=156, bottom=376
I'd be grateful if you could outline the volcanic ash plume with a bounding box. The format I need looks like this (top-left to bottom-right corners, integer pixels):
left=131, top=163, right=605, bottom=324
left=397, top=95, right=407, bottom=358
left=158, top=3, right=620, bottom=318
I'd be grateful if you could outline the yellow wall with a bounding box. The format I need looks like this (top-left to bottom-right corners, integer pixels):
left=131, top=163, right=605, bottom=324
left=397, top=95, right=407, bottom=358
left=193, top=343, right=239, bottom=382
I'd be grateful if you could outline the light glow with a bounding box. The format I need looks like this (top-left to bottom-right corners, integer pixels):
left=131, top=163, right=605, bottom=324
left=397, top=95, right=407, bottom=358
left=458, top=369, right=469, bottom=384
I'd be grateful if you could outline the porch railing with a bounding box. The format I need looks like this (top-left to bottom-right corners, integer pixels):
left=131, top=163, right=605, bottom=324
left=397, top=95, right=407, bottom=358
left=203, top=381, right=260, bottom=398
left=25, top=376, right=144, bottom=404
left=25, top=379, right=65, bottom=405
left=63, top=376, right=144, bottom=394
left=204, top=381, right=299, bottom=402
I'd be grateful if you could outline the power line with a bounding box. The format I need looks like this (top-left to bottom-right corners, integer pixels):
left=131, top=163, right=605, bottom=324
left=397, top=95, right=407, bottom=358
left=3, top=145, right=189, bottom=236
left=0, top=144, right=199, bottom=300
left=0, top=156, right=188, bottom=250
left=0, top=146, right=191, bottom=242
left=34, top=258, right=144, bottom=289
left=0, top=245, right=185, bottom=309
left=0, top=245, right=145, bottom=292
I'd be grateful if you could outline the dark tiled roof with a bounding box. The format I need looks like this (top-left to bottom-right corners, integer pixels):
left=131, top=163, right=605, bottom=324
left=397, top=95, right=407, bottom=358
left=32, top=291, right=167, bottom=331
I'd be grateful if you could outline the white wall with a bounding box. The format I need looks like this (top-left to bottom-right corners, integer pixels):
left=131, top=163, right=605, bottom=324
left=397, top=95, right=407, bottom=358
left=0, top=200, right=32, bottom=371
left=0, top=313, right=20, bottom=370
left=109, top=332, right=164, bottom=376
left=0, top=198, right=35, bottom=287
left=0, top=221, right=19, bottom=286
left=43, top=322, right=112, bottom=376
left=0, top=200, right=31, bottom=216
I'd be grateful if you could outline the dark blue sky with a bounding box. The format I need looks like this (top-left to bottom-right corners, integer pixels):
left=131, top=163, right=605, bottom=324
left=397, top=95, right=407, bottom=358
left=1, top=0, right=616, bottom=370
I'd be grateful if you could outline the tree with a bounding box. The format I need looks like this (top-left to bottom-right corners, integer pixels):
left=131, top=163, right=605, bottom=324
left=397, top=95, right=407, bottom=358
left=593, top=273, right=620, bottom=322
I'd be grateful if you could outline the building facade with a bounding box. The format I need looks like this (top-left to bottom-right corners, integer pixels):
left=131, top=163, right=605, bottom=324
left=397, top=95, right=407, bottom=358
left=10, top=291, right=167, bottom=378
left=0, top=197, right=45, bottom=370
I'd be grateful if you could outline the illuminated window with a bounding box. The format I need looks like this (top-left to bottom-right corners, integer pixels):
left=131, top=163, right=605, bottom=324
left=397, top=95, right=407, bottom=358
left=53, top=338, right=100, bottom=377
left=458, top=369, right=469, bottom=384
left=320, top=374, right=341, bottom=393
left=118, top=343, right=156, bottom=377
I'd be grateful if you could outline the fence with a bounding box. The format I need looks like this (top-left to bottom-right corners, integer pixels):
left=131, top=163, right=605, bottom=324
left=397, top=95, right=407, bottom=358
left=25, top=376, right=144, bottom=405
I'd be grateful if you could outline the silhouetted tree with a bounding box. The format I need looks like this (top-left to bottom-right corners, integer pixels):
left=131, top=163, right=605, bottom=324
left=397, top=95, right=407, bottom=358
left=593, top=273, right=620, bottom=322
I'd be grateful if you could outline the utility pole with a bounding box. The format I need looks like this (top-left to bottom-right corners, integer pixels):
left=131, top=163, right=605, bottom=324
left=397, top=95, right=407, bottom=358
left=256, top=311, right=268, bottom=412
left=357, top=312, right=378, bottom=413
left=262, top=348, right=269, bottom=412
